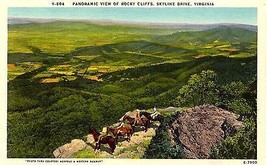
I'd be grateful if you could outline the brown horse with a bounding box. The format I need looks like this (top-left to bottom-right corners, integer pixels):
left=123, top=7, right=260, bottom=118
left=122, top=115, right=150, bottom=132
left=88, top=127, right=116, bottom=153
left=109, top=123, right=133, bottom=143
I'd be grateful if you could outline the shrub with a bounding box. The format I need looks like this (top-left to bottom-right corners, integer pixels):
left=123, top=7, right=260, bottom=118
left=143, top=116, right=184, bottom=159
left=176, top=70, right=219, bottom=107
left=210, top=118, right=256, bottom=159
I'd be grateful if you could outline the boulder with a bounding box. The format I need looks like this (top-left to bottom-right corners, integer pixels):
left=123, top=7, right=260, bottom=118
left=53, top=139, right=87, bottom=158
left=170, top=104, right=243, bottom=159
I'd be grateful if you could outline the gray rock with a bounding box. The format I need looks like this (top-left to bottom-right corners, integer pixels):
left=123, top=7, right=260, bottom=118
left=170, top=104, right=243, bottom=159
left=53, top=139, right=87, bottom=158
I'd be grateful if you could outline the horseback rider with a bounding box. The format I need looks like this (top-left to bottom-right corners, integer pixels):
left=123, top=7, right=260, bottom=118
left=118, top=119, right=130, bottom=128
left=97, top=126, right=115, bottom=143
left=134, top=109, right=146, bottom=126
left=151, top=107, right=160, bottom=119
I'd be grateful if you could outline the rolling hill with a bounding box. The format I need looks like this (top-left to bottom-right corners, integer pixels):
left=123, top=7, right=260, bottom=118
left=7, top=20, right=257, bottom=158
left=155, top=27, right=257, bottom=46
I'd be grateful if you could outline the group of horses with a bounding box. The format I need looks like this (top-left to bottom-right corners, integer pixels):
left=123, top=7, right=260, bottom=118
left=88, top=110, right=164, bottom=154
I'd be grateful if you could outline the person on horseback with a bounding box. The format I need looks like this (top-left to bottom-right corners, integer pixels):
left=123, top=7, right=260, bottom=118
left=134, top=109, right=146, bottom=126
left=97, top=126, right=115, bottom=143
left=151, top=107, right=160, bottom=120
left=118, top=119, right=130, bottom=128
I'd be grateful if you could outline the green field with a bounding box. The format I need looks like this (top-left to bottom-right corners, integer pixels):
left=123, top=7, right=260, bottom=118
left=7, top=21, right=257, bottom=158
left=8, top=21, right=176, bottom=54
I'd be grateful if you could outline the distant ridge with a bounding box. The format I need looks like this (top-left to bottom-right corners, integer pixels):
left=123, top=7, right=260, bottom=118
left=8, top=17, right=257, bottom=32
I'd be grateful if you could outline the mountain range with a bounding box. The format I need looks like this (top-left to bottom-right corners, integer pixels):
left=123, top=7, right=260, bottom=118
left=8, top=17, right=257, bottom=32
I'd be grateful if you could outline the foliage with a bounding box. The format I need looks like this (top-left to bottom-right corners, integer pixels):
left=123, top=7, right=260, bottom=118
left=177, top=70, right=219, bottom=106
left=175, top=70, right=257, bottom=159
left=143, top=116, right=184, bottom=159
left=7, top=56, right=257, bottom=157
left=219, top=81, right=248, bottom=107
left=210, top=118, right=257, bottom=159
left=8, top=91, right=39, bottom=112
left=176, top=70, right=256, bottom=115
left=7, top=85, right=135, bottom=157
left=219, top=78, right=256, bottom=117
left=7, top=21, right=257, bottom=158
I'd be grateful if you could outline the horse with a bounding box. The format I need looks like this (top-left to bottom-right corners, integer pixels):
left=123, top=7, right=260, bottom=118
left=88, top=127, right=116, bottom=153
left=109, top=123, right=133, bottom=143
left=121, top=115, right=150, bottom=132
left=139, top=111, right=164, bottom=122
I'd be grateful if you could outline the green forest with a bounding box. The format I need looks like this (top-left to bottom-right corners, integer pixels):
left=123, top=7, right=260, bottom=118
left=8, top=21, right=257, bottom=158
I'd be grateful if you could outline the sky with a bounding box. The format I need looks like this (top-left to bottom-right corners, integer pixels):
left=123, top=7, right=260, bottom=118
left=8, top=7, right=257, bottom=25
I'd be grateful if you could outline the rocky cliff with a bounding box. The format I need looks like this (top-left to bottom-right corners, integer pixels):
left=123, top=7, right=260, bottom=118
left=53, top=121, right=159, bottom=158
left=170, top=104, right=243, bottom=159
left=53, top=105, right=243, bottom=159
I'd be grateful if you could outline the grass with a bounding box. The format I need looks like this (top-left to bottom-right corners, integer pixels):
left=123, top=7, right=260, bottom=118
left=8, top=62, right=43, bottom=81
left=7, top=20, right=257, bottom=158
left=8, top=22, right=256, bottom=81
left=72, top=147, right=101, bottom=158
left=8, top=21, right=177, bottom=54
left=75, top=55, right=100, bottom=61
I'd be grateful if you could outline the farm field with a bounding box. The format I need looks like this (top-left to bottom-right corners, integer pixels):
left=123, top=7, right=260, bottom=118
left=7, top=20, right=257, bottom=158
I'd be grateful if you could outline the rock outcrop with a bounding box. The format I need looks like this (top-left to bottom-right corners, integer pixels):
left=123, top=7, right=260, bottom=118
left=52, top=124, right=159, bottom=158
left=52, top=108, right=160, bottom=159
left=53, top=139, right=87, bottom=158
left=170, top=104, right=243, bottom=159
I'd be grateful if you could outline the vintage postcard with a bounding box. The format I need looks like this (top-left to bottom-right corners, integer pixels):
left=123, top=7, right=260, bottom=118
left=0, top=0, right=266, bottom=164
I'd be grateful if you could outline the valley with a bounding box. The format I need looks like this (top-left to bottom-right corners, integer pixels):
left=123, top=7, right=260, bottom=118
left=7, top=20, right=257, bottom=158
